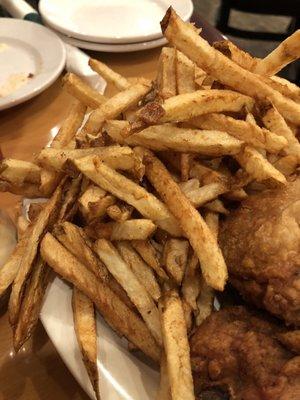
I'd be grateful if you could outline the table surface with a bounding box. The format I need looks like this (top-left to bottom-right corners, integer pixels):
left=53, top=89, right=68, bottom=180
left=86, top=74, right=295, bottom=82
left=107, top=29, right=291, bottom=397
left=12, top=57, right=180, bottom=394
left=0, top=47, right=160, bottom=400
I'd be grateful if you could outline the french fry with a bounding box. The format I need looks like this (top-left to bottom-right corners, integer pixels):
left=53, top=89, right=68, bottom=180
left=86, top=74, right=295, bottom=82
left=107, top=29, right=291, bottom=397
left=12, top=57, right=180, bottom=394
left=28, top=203, right=44, bottom=223
left=161, top=8, right=300, bottom=125
left=204, top=199, right=229, bottom=215
left=204, top=211, right=219, bottom=240
left=195, top=277, right=214, bottom=326
left=136, top=147, right=228, bottom=291
left=37, top=146, right=138, bottom=173
left=181, top=182, right=228, bottom=208
left=0, top=159, right=41, bottom=185
left=213, top=39, right=258, bottom=71
left=13, top=256, right=49, bottom=351
left=94, top=239, right=162, bottom=346
left=79, top=185, right=115, bottom=223
left=116, top=241, right=161, bottom=302
left=189, top=161, right=227, bottom=185
left=191, top=113, right=287, bottom=153
left=159, top=290, right=195, bottom=400
left=73, top=156, right=182, bottom=236
left=85, top=219, right=156, bottom=241
left=178, top=178, right=200, bottom=193
left=273, top=155, right=298, bottom=176
left=180, top=153, right=192, bottom=182
left=269, top=75, right=300, bottom=103
left=39, top=169, right=61, bottom=197
left=82, top=82, right=151, bottom=135
left=109, top=124, right=243, bottom=156
left=162, top=239, right=189, bottom=285
left=156, top=47, right=177, bottom=100
left=106, top=203, right=133, bottom=222
left=156, top=353, right=172, bottom=400
left=131, top=240, right=168, bottom=280
left=176, top=50, right=196, bottom=95
left=63, top=72, right=106, bottom=109
left=51, top=100, right=87, bottom=149
left=9, top=181, right=64, bottom=327
left=254, top=30, right=300, bottom=76
left=181, top=251, right=201, bottom=311
left=53, top=222, right=133, bottom=310
left=72, top=287, right=100, bottom=400
left=40, top=233, right=160, bottom=362
left=16, top=215, right=29, bottom=239
left=0, top=181, right=43, bottom=198
left=235, top=146, right=287, bottom=184
left=89, top=58, right=130, bottom=90
left=139, top=89, right=254, bottom=124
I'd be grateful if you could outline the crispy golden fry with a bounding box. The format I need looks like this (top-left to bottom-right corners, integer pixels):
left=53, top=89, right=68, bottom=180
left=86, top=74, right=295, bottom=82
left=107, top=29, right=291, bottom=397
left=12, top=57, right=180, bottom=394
left=72, top=287, right=100, bottom=400
left=28, top=203, right=44, bottom=223
left=73, top=156, right=182, bottom=236
left=156, top=353, right=172, bottom=400
left=9, top=182, right=64, bottom=327
left=176, top=50, right=196, bottom=95
left=191, top=113, right=287, bottom=153
left=269, top=75, right=300, bottom=102
left=109, top=124, right=243, bottom=156
left=213, top=39, right=258, bottom=71
left=235, top=146, right=287, bottom=184
left=161, top=8, right=300, bottom=125
left=83, top=82, right=151, bottom=135
left=37, top=146, right=138, bottom=173
left=63, top=72, right=106, bottom=109
left=78, top=185, right=114, bottom=222
left=16, top=215, right=29, bottom=239
left=58, top=175, right=83, bottom=222
left=106, top=203, right=133, bottom=222
left=182, top=251, right=201, bottom=311
left=53, top=222, right=133, bottom=310
left=163, top=239, right=189, bottom=285
left=204, top=211, right=219, bottom=240
left=137, top=147, right=227, bottom=290
left=181, top=298, right=193, bottom=333
left=178, top=178, right=200, bottom=193
left=13, top=256, right=49, bottom=351
left=40, top=233, right=160, bottom=362
left=254, top=30, right=300, bottom=76
left=204, top=199, right=229, bottom=215
left=180, top=153, right=192, bottom=182
left=159, top=290, right=195, bottom=400
left=39, top=169, right=61, bottom=197
left=89, top=58, right=130, bottom=90
left=195, top=277, right=214, bottom=326
left=0, top=159, right=41, bottom=186
left=189, top=161, right=227, bottom=185
left=194, top=66, right=207, bottom=87
left=94, top=239, right=162, bottom=345
left=116, top=241, right=161, bottom=302
left=131, top=240, right=168, bottom=280
left=156, top=47, right=177, bottom=100
left=181, top=182, right=227, bottom=208
left=51, top=101, right=87, bottom=149
left=0, top=181, right=43, bottom=198
left=273, top=155, right=298, bottom=176
left=260, top=103, right=300, bottom=161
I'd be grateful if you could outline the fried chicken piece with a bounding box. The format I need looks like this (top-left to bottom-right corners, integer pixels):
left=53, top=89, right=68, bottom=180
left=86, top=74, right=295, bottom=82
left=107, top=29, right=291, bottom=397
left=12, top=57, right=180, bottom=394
left=219, top=178, right=300, bottom=326
left=190, top=307, right=300, bottom=400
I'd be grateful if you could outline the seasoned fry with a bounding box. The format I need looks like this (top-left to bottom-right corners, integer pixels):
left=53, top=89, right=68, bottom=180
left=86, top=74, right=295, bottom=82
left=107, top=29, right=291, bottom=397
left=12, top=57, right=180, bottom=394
left=176, top=50, right=196, bottom=95
left=137, top=147, right=228, bottom=291
left=0, top=159, right=41, bottom=185
left=72, top=287, right=100, bottom=400
left=51, top=100, right=87, bottom=149
left=63, top=72, right=106, bottom=109
left=37, top=146, right=137, bottom=173
left=16, top=215, right=29, bottom=239
left=53, top=222, right=133, bottom=310
left=156, top=47, right=177, bottom=99
left=163, top=239, right=189, bottom=285
left=213, top=39, right=258, bottom=71
left=180, top=153, right=192, bottom=182
left=9, top=182, right=64, bottom=327
left=78, top=185, right=115, bottom=222
left=254, top=30, right=300, bottom=76
left=161, top=8, right=300, bottom=125
left=83, top=82, right=151, bottom=135
left=106, top=203, right=133, bottom=222
left=156, top=353, right=172, bottom=400
left=235, top=146, right=287, bottom=184
left=204, top=211, right=219, bottom=240
left=178, top=178, right=200, bottom=193
left=85, top=219, right=156, bottom=241
left=131, top=240, right=168, bottom=280
left=204, top=199, right=229, bottom=215
left=94, top=239, right=162, bottom=345
left=109, top=124, right=243, bottom=156
left=13, top=257, right=49, bottom=351
left=182, top=251, right=201, bottom=311
left=273, top=155, right=298, bottom=176
left=191, top=113, right=287, bottom=153
left=0, top=180, right=43, bottom=198
left=89, top=58, right=130, bottom=90
left=40, top=233, right=160, bottom=362
left=181, top=182, right=228, bottom=208
left=73, top=156, right=182, bottom=236
left=116, top=241, right=161, bottom=302
left=195, top=276, right=214, bottom=326
left=159, top=290, right=195, bottom=400
left=189, top=161, right=227, bottom=185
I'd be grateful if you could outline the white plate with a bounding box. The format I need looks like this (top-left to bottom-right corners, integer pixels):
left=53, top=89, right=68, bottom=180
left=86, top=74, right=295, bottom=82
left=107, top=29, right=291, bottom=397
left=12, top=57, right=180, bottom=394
left=39, top=0, right=193, bottom=44
left=0, top=19, right=66, bottom=111
left=57, top=31, right=168, bottom=53
left=40, top=278, right=159, bottom=400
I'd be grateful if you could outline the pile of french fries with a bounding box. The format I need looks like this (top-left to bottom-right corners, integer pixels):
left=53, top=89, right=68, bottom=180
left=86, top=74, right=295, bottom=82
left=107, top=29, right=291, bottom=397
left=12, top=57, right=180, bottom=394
left=1, top=8, right=300, bottom=400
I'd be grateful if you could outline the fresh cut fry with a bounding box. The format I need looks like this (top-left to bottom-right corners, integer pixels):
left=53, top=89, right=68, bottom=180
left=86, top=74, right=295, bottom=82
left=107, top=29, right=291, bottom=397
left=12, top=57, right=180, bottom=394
left=78, top=185, right=115, bottom=223
left=106, top=203, right=133, bottom=222
left=89, top=58, right=130, bottom=90
left=162, top=239, right=189, bottom=285
left=72, top=287, right=100, bottom=400
left=159, top=290, right=195, bottom=400
left=0, top=159, right=41, bottom=185
left=176, top=50, right=196, bottom=95
left=156, top=353, right=172, bottom=400
left=213, top=39, right=258, bottom=71
left=156, top=47, right=177, bottom=100
left=137, top=147, right=228, bottom=291
left=41, top=233, right=160, bottom=362
left=182, top=251, right=201, bottom=311
left=195, top=277, right=214, bottom=326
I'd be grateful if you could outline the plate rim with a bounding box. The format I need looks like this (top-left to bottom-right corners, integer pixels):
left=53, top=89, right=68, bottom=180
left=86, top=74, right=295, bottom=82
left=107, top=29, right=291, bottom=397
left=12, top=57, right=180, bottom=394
left=0, top=18, right=66, bottom=111
left=39, top=0, right=193, bottom=44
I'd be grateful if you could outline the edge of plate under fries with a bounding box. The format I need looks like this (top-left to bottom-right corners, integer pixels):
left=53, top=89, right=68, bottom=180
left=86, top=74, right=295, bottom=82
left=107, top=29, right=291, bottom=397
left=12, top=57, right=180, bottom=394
left=1, top=7, right=300, bottom=400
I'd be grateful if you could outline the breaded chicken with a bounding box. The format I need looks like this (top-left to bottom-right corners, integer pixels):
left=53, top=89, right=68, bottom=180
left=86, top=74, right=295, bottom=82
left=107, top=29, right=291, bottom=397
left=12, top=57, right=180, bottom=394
left=219, top=178, right=300, bottom=326
left=190, top=307, right=300, bottom=400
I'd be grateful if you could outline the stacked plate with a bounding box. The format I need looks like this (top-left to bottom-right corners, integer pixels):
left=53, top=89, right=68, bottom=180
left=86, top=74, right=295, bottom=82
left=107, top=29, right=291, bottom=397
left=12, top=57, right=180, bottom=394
left=39, top=0, right=194, bottom=52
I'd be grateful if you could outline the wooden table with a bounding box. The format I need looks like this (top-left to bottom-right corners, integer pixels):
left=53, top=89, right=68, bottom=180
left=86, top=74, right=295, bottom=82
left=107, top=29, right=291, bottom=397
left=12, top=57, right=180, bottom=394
left=0, top=48, right=160, bottom=400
